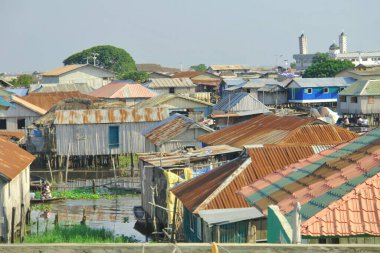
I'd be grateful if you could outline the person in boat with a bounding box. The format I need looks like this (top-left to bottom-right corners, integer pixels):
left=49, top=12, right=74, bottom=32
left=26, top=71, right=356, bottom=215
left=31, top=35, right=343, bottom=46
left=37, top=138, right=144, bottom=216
left=41, top=181, right=52, bottom=200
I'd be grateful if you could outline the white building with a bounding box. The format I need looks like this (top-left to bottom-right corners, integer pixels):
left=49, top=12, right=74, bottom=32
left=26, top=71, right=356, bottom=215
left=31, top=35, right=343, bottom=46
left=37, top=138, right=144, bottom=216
left=293, top=32, right=380, bottom=70
left=41, top=64, right=115, bottom=89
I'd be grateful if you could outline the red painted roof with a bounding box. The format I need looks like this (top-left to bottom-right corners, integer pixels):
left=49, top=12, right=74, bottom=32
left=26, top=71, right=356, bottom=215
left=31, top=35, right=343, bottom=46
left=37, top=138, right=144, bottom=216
left=302, top=171, right=380, bottom=237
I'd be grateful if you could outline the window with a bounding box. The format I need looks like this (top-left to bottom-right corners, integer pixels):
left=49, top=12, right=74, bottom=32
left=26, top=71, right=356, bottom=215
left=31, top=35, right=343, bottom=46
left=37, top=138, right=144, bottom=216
left=305, top=88, right=312, bottom=94
left=368, top=96, right=375, bottom=104
left=196, top=217, right=202, bottom=240
left=339, top=95, right=347, bottom=102
left=351, top=96, right=358, bottom=103
left=189, top=213, right=195, bottom=232
left=108, top=126, right=119, bottom=148
left=339, top=87, right=345, bottom=92
left=0, top=119, right=6, bottom=130
left=169, top=87, right=175, bottom=94
left=323, top=87, right=329, bottom=93
left=17, top=118, right=25, bottom=129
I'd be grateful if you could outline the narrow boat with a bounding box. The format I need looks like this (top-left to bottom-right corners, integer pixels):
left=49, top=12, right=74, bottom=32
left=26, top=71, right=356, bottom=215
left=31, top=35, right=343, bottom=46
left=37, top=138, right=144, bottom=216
left=30, top=197, right=65, bottom=204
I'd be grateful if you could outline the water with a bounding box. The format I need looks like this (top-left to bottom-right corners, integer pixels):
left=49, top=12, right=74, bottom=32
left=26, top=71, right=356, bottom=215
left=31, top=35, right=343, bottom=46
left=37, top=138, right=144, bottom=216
left=30, top=194, right=145, bottom=242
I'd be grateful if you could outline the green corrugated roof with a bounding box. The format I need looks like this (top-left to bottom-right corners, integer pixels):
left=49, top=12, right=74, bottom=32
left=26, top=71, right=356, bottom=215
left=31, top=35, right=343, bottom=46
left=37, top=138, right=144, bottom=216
left=286, top=165, right=380, bottom=222
left=340, top=80, right=380, bottom=96
left=244, top=128, right=380, bottom=205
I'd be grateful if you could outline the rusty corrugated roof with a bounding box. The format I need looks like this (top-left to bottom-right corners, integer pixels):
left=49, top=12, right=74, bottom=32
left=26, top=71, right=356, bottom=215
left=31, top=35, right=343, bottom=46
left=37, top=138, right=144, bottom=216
left=0, top=138, right=35, bottom=181
left=14, top=91, right=96, bottom=114
left=171, top=71, right=203, bottom=78
left=171, top=145, right=319, bottom=213
left=143, top=113, right=213, bottom=146
left=198, top=115, right=358, bottom=148
left=171, top=157, right=245, bottom=213
left=198, top=115, right=321, bottom=147
left=54, top=107, right=169, bottom=124
left=301, top=171, right=380, bottom=237
left=0, top=131, right=25, bottom=141
left=280, top=124, right=359, bottom=145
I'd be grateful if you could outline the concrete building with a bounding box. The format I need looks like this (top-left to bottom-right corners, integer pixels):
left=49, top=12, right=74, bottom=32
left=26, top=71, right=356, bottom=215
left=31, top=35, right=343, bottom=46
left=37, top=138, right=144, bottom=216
left=293, top=33, right=380, bottom=70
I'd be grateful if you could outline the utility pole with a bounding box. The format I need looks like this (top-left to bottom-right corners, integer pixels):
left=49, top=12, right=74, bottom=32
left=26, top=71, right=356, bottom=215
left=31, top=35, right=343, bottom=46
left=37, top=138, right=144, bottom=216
left=92, top=53, right=99, bottom=66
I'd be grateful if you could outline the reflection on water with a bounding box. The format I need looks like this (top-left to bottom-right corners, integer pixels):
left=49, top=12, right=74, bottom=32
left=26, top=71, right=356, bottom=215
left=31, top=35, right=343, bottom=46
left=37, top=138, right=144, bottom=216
left=30, top=194, right=145, bottom=242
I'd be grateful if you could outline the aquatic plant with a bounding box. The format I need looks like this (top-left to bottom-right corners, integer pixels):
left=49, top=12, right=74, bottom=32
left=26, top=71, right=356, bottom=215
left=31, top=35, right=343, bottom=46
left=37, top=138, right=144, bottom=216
left=24, top=225, right=138, bottom=243
left=50, top=187, right=137, bottom=200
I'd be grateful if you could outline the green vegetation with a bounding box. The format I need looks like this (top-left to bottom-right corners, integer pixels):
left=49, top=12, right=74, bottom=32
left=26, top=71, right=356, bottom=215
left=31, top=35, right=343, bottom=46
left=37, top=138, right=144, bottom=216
left=303, top=53, right=354, bottom=78
left=290, top=62, right=296, bottom=69
left=63, top=45, right=137, bottom=78
left=9, top=74, right=34, bottom=87
left=119, top=154, right=139, bottom=168
left=31, top=204, right=52, bottom=211
left=120, top=71, right=150, bottom=83
left=25, top=225, right=138, bottom=243
left=190, top=63, right=207, bottom=72
left=51, top=187, right=136, bottom=200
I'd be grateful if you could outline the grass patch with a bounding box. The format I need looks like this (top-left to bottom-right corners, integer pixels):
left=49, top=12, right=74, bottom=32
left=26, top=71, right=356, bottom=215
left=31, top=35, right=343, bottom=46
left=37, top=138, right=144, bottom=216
left=25, top=225, right=138, bottom=243
left=34, top=186, right=136, bottom=200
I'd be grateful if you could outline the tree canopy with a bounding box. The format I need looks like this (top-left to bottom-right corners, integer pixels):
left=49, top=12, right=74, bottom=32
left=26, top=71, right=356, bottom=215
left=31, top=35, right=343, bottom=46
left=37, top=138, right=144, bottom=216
left=190, top=64, right=207, bottom=72
left=303, top=53, right=354, bottom=78
left=63, top=45, right=136, bottom=77
left=9, top=74, right=34, bottom=87
left=120, top=71, right=150, bottom=83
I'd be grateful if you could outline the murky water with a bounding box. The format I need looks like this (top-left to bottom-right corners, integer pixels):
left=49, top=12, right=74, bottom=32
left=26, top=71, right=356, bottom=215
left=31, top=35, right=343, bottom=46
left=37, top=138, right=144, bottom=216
left=30, top=194, right=145, bottom=242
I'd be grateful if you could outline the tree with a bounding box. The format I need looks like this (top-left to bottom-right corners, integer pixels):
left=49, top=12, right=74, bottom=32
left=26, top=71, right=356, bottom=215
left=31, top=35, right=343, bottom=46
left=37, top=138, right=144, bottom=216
left=63, top=45, right=136, bottom=77
left=190, top=64, right=207, bottom=72
left=9, top=74, right=34, bottom=87
left=290, top=62, right=296, bottom=69
left=303, top=53, right=354, bottom=78
left=120, top=71, right=150, bottom=83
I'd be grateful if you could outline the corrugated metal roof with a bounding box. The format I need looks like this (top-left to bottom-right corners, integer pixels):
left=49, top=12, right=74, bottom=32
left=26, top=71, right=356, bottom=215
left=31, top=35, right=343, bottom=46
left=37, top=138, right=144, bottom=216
left=288, top=77, right=356, bottom=88
left=54, top=107, right=169, bottom=124
left=91, top=81, right=157, bottom=99
left=0, top=97, right=14, bottom=108
left=197, top=115, right=323, bottom=147
left=138, top=145, right=242, bottom=167
left=13, top=91, right=96, bottom=114
left=171, top=144, right=322, bottom=213
left=0, top=131, right=25, bottom=141
left=280, top=125, right=359, bottom=145
left=222, top=78, right=247, bottom=87
left=239, top=129, right=380, bottom=215
left=301, top=171, right=380, bottom=237
left=171, top=71, right=203, bottom=78
left=143, top=113, right=213, bottom=146
left=199, top=116, right=357, bottom=148
left=36, top=83, right=95, bottom=94
left=146, top=78, right=197, bottom=88
left=4, top=88, right=29, bottom=96
left=199, top=207, right=263, bottom=226
left=210, top=65, right=250, bottom=71
left=133, top=94, right=213, bottom=108
left=213, top=92, right=270, bottom=114
left=171, top=157, right=245, bottom=213
left=42, top=64, right=85, bottom=76
left=0, top=138, right=35, bottom=181
left=136, top=63, right=179, bottom=73
left=340, top=80, right=380, bottom=96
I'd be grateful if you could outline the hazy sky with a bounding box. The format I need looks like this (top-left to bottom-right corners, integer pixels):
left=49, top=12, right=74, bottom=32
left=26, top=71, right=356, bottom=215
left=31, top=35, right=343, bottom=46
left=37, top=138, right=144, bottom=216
left=1, top=0, right=379, bottom=73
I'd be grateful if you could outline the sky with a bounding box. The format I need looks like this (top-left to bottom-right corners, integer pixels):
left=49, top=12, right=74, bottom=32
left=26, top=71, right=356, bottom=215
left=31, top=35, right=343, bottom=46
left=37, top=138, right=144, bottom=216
left=1, top=0, right=380, bottom=73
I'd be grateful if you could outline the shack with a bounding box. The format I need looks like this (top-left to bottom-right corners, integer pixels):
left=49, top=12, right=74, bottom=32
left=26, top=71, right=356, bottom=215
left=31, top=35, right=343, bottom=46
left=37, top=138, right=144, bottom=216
left=0, top=138, right=35, bottom=242
left=143, top=113, right=214, bottom=152
left=138, top=145, right=242, bottom=237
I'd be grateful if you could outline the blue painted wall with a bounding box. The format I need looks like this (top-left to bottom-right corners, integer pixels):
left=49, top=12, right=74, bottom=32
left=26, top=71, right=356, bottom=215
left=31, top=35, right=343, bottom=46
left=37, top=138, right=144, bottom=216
left=288, top=87, right=343, bottom=102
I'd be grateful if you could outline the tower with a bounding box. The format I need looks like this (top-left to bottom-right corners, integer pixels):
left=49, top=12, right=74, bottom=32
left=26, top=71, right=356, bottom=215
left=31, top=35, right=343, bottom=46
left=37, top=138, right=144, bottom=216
left=299, top=33, right=308, bottom=54
left=339, top=32, right=347, bottom=53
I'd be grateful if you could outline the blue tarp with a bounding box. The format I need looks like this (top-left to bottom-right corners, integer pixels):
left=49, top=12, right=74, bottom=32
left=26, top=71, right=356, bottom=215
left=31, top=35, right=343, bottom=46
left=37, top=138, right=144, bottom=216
left=5, top=87, right=29, bottom=96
